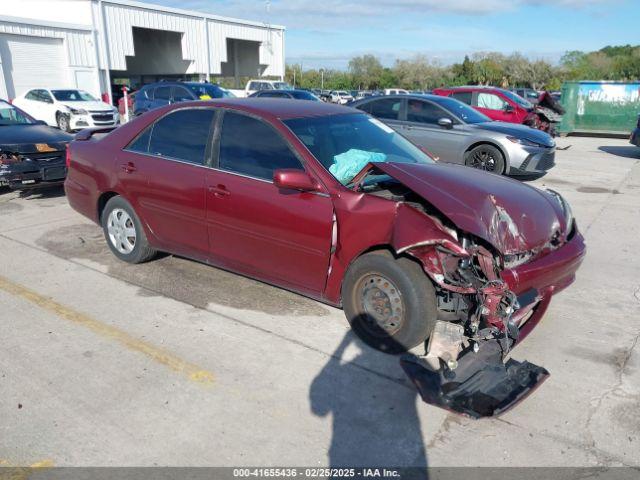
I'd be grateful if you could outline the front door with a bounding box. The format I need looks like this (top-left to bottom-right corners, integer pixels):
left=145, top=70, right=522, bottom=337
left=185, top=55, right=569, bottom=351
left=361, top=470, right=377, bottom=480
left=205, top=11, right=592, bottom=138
left=473, top=92, right=515, bottom=123
left=118, top=107, right=216, bottom=258
left=205, top=110, right=334, bottom=295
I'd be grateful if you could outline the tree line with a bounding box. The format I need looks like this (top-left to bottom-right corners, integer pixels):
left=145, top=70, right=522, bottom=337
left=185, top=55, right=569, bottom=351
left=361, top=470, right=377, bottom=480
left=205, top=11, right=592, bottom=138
left=285, top=45, right=640, bottom=91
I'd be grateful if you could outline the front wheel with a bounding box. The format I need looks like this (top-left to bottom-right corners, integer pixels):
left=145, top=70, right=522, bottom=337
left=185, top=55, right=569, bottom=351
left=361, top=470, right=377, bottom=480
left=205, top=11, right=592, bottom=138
left=342, top=252, right=437, bottom=354
left=465, top=144, right=505, bottom=174
left=57, top=113, right=71, bottom=133
left=101, top=196, right=157, bottom=264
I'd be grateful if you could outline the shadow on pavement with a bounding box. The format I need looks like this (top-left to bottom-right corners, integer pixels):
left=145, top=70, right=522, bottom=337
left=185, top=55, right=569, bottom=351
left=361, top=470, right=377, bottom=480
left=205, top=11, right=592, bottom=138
left=310, top=331, right=428, bottom=474
left=598, top=145, right=640, bottom=159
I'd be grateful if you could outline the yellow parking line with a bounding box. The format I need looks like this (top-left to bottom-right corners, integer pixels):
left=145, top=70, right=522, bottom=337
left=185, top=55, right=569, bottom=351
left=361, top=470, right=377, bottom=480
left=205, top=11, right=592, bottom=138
left=0, top=275, right=214, bottom=386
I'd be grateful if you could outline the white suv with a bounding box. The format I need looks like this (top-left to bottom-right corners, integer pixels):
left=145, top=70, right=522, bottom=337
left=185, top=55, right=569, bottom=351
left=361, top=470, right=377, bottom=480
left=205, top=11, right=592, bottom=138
left=13, top=88, right=119, bottom=132
left=329, top=90, right=354, bottom=105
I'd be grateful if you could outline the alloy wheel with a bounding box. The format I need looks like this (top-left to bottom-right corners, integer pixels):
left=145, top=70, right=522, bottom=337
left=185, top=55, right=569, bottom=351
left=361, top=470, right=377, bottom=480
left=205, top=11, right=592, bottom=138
left=469, top=149, right=497, bottom=171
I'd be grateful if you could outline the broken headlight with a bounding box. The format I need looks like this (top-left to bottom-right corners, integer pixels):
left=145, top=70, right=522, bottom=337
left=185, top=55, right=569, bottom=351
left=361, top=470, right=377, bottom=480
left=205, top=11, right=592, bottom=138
left=546, top=189, right=574, bottom=232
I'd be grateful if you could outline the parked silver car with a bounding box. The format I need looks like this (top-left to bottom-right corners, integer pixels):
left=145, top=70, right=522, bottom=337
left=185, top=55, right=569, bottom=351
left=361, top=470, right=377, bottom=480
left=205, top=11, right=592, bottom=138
left=351, top=94, right=556, bottom=177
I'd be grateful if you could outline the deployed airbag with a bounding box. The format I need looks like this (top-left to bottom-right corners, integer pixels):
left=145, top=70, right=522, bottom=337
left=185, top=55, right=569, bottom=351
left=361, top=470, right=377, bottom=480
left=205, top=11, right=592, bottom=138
left=329, top=149, right=386, bottom=184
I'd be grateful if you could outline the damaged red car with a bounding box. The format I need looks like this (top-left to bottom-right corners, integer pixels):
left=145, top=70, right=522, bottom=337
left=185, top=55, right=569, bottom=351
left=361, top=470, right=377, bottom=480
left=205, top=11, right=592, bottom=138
left=65, top=99, right=586, bottom=417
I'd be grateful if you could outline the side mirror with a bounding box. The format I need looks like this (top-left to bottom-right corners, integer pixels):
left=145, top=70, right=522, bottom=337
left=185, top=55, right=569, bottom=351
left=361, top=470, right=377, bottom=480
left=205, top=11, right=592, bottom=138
left=273, top=169, right=319, bottom=192
left=437, top=117, right=453, bottom=129
left=504, top=104, right=515, bottom=113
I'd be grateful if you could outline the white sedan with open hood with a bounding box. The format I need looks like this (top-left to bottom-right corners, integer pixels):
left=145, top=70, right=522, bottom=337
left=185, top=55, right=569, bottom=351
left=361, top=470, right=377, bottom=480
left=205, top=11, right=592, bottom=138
left=13, top=88, right=119, bottom=133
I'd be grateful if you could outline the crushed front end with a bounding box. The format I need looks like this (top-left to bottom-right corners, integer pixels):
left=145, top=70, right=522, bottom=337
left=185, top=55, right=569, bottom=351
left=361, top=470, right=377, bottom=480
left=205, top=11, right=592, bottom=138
left=350, top=162, right=586, bottom=417
left=0, top=145, right=68, bottom=190
left=401, top=219, right=585, bottom=418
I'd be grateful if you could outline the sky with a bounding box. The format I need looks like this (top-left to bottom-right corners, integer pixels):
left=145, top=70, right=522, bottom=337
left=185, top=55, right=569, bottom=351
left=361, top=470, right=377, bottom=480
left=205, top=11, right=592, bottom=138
left=146, top=0, right=640, bottom=70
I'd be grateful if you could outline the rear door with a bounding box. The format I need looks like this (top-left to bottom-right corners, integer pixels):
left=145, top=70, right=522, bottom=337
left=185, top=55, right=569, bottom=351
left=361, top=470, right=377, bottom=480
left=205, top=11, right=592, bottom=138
left=204, top=110, right=333, bottom=295
left=120, top=107, right=216, bottom=258
left=398, top=99, right=469, bottom=164
left=357, top=97, right=404, bottom=130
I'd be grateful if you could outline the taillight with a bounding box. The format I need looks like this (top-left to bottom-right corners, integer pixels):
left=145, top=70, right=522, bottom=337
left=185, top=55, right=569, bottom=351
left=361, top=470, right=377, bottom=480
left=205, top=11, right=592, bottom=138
left=65, top=144, right=71, bottom=168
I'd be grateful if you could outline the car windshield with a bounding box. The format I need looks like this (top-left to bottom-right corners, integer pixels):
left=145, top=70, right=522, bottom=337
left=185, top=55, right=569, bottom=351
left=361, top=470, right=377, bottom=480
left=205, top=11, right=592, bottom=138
left=501, top=90, right=533, bottom=109
left=0, top=102, right=34, bottom=126
left=430, top=96, right=491, bottom=124
left=51, top=90, right=97, bottom=102
left=284, top=113, right=434, bottom=186
left=188, top=84, right=235, bottom=99
left=273, top=82, right=293, bottom=91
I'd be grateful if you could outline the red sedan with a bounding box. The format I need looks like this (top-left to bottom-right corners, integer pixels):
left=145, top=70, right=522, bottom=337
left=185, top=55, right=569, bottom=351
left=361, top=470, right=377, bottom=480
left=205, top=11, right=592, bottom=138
left=65, top=99, right=585, bottom=415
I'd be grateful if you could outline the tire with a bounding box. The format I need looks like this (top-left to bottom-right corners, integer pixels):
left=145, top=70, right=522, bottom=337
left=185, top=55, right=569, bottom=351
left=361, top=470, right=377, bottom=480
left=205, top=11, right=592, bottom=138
left=57, top=112, right=71, bottom=133
left=101, top=196, right=157, bottom=264
left=464, top=144, right=505, bottom=174
left=342, top=251, right=437, bottom=354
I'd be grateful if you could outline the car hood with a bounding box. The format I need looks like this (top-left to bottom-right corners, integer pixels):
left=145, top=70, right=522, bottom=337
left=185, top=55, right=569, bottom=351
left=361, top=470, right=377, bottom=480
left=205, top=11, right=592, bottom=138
left=473, top=122, right=555, bottom=147
left=62, top=100, right=114, bottom=112
left=372, top=162, right=565, bottom=255
left=0, top=125, right=72, bottom=153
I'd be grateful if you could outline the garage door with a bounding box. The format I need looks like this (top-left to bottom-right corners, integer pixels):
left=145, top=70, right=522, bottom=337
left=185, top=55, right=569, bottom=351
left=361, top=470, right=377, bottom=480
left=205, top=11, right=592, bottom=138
left=0, top=34, right=69, bottom=100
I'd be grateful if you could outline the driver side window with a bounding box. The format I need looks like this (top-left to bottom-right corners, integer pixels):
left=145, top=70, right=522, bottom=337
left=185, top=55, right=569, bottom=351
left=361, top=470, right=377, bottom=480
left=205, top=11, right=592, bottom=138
left=406, top=100, right=452, bottom=125
left=475, top=93, right=508, bottom=111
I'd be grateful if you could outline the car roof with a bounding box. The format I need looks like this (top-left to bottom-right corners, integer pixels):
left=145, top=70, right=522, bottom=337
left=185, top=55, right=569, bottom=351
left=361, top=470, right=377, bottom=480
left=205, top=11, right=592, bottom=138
left=172, top=98, right=356, bottom=120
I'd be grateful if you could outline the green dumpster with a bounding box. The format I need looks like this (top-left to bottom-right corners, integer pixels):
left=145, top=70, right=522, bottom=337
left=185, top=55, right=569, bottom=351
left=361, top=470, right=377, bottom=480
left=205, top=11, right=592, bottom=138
left=558, top=81, right=640, bottom=135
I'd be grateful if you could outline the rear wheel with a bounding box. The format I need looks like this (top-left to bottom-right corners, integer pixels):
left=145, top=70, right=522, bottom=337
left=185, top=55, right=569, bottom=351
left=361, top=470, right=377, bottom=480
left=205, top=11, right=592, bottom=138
left=101, top=196, right=156, bottom=264
left=465, top=144, right=505, bottom=174
left=343, top=252, right=437, bottom=354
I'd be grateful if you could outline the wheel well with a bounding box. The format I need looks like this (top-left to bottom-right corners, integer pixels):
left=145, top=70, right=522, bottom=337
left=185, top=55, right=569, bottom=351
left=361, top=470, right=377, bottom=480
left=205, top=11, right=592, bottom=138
left=97, top=191, right=119, bottom=222
left=465, top=141, right=508, bottom=171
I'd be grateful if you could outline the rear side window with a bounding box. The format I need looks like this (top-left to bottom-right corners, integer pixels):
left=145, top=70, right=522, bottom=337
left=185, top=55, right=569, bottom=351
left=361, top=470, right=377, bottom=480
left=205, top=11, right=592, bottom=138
left=450, top=91, right=472, bottom=105
left=218, top=112, right=303, bottom=181
left=368, top=98, right=402, bottom=121
left=129, top=108, right=215, bottom=165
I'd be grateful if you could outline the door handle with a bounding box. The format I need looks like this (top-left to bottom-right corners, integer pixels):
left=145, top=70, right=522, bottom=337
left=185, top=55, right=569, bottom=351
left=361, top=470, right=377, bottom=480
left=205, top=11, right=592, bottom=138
left=121, top=162, right=136, bottom=173
left=208, top=184, right=230, bottom=198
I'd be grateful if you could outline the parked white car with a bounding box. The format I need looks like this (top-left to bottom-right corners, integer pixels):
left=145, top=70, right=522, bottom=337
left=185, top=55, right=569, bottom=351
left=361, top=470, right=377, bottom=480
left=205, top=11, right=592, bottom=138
left=384, top=88, right=409, bottom=95
left=228, top=79, right=294, bottom=98
left=13, top=88, right=119, bottom=132
left=329, top=90, right=354, bottom=104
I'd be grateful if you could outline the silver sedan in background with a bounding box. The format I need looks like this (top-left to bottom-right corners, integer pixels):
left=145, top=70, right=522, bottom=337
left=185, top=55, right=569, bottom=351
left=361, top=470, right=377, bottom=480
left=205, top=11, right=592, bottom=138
left=350, top=94, right=556, bottom=177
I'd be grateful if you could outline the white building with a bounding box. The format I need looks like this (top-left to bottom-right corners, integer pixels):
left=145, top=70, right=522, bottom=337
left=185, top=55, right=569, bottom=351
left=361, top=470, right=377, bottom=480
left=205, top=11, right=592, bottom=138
left=0, top=0, right=285, bottom=103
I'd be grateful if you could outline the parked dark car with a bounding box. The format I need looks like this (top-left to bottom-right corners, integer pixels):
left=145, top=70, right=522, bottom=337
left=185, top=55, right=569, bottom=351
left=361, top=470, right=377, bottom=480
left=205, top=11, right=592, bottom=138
left=630, top=114, right=640, bottom=148
left=248, top=89, right=320, bottom=101
left=133, top=82, right=234, bottom=117
left=0, top=100, right=72, bottom=190
left=510, top=87, right=540, bottom=104
left=351, top=94, right=556, bottom=177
